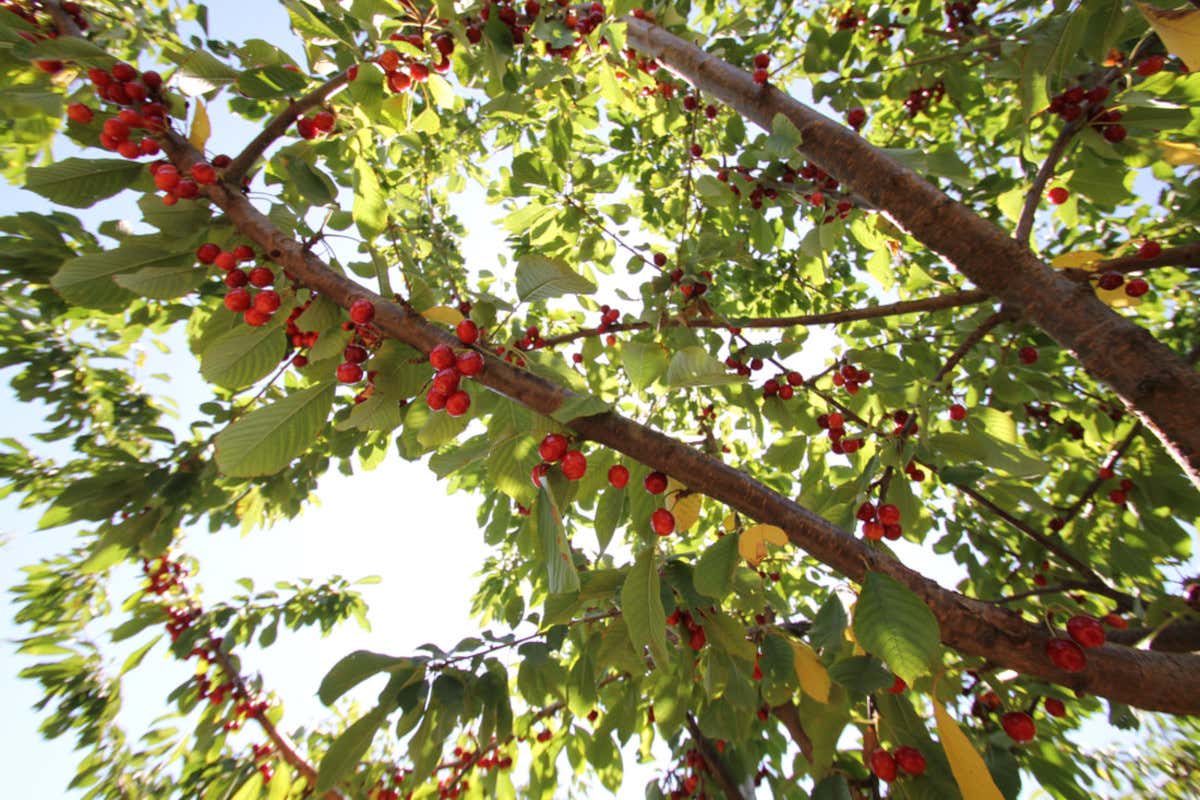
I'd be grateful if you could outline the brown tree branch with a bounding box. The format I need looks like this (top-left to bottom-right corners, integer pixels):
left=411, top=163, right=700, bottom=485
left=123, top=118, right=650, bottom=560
left=685, top=713, right=747, bottom=800
left=1015, top=123, right=1080, bottom=244
left=625, top=18, right=1200, bottom=489
left=770, top=702, right=814, bottom=764
left=224, top=70, right=354, bottom=182
left=538, top=289, right=990, bottom=347
left=156, top=129, right=1200, bottom=715
left=1061, top=241, right=1200, bottom=281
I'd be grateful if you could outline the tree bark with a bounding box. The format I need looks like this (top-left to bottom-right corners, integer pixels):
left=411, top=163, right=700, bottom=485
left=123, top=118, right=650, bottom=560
left=159, top=130, right=1200, bottom=716
left=624, top=19, right=1200, bottom=490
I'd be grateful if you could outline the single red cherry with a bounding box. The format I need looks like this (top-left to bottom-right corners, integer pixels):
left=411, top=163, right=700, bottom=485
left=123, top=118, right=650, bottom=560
left=530, top=462, right=550, bottom=487
left=349, top=298, right=375, bottom=324
left=343, top=344, right=368, bottom=364
left=426, top=388, right=447, bottom=410
left=67, top=103, right=94, bottom=124
left=1001, top=711, right=1036, bottom=742
left=561, top=450, right=587, bottom=480
left=224, top=269, right=248, bottom=288
left=214, top=251, right=237, bottom=272
left=196, top=242, right=221, bottom=264
left=1097, top=271, right=1124, bottom=290
left=1066, top=615, right=1106, bottom=648
left=869, top=749, right=897, bottom=782
left=312, top=110, right=335, bottom=132
left=893, top=746, right=926, bottom=776
left=190, top=161, right=217, bottom=184
left=644, top=471, right=668, bottom=494
left=1103, top=613, right=1127, bottom=630
left=1045, top=638, right=1087, bottom=672
left=253, top=289, right=281, bottom=314
left=1044, top=697, right=1066, bottom=718
left=456, top=350, right=483, bottom=376
left=1137, top=240, right=1162, bottom=260
left=432, top=367, right=460, bottom=395
left=429, top=343, right=455, bottom=370
left=752, top=67, right=768, bottom=84
left=608, top=464, right=630, bottom=488
left=847, top=106, right=866, bottom=129
left=248, top=266, right=274, bottom=287
left=651, top=508, right=675, bottom=536
left=949, top=403, right=967, bottom=421
left=539, top=433, right=569, bottom=463
left=336, top=362, right=364, bottom=383
left=1047, top=186, right=1069, bottom=205
left=1018, top=346, right=1038, bottom=365
left=753, top=53, right=770, bottom=69
left=887, top=675, right=907, bottom=694
left=878, top=504, right=900, bottom=525
left=445, top=390, right=471, bottom=417
left=456, top=318, right=479, bottom=344
left=1124, top=277, right=1149, bottom=297
left=1136, top=54, right=1166, bottom=76
left=223, top=288, right=251, bottom=312
left=863, top=521, right=884, bottom=540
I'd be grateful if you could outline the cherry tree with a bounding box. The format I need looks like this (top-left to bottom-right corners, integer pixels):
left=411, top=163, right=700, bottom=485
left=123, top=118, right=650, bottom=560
left=3, top=0, right=1200, bottom=798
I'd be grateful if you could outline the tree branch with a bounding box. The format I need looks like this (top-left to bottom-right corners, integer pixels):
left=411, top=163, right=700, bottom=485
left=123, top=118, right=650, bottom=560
left=157, top=128, right=1200, bottom=715
left=224, top=70, right=354, bottom=182
left=625, top=17, right=1200, bottom=489
left=43, top=0, right=83, bottom=37
left=538, top=289, right=990, bottom=348
left=1061, top=241, right=1200, bottom=280
left=1015, top=123, right=1080, bottom=244
left=685, top=713, right=747, bottom=800
left=770, top=702, right=814, bottom=763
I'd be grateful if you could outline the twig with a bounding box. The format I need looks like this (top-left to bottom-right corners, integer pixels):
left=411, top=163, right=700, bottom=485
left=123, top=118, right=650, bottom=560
left=770, top=702, right=814, bottom=763
left=1057, top=423, right=1141, bottom=523
left=989, top=580, right=1113, bottom=604
left=685, top=713, right=747, bottom=800
left=225, top=70, right=355, bottom=182
left=1014, top=123, right=1080, bottom=244
left=1060, top=241, right=1200, bottom=281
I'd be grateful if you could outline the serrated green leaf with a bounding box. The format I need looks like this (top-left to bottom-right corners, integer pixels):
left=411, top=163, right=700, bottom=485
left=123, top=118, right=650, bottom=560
left=316, top=705, right=387, bottom=792
left=666, top=346, right=741, bottom=388
left=693, top=534, right=738, bottom=599
left=337, top=393, right=403, bottom=432
left=237, top=64, right=310, bottom=98
left=827, top=654, right=894, bottom=694
left=537, top=485, right=581, bottom=594
left=622, top=547, right=668, bottom=668
left=622, top=341, right=669, bottom=390
left=26, top=158, right=143, bottom=208
left=515, top=254, right=596, bottom=302
left=852, top=572, right=941, bottom=685
left=282, top=154, right=338, bottom=206
left=550, top=393, right=610, bottom=424
left=113, top=264, right=206, bottom=299
left=52, top=243, right=193, bottom=309
left=352, top=157, right=388, bottom=239
left=318, top=651, right=418, bottom=706
left=215, top=384, right=335, bottom=477
left=200, top=319, right=286, bottom=389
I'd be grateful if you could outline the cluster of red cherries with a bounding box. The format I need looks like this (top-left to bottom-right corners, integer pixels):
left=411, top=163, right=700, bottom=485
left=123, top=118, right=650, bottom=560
left=196, top=242, right=284, bottom=325
left=869, top=744, right=927, bottom=782
left=295, top=108, right=337, bottom=140
left=856, top=500, right=903, bottom=541
left=377, top=31, right=453, bottom=94
left=817, top=411, right=866, bottom=456
left=665, top=607, right=709, bottom=651
left=423, top=317, right=485, bottom=416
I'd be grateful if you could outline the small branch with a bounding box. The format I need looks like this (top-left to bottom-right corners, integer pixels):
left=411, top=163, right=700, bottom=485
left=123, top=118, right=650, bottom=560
left=1015, top=123, right=1080, bottom=244
left=224, top=70, right=355, bottom=182
left=429, top=609, right=619, bottom=669
left=685, top=713, right=747, bottom=800
left=770, top=702, right=814, bottom=764
left=1057, top=423, right=1141, bottom=523
left=990, top=580, right=1113, bottom=604
left=537, top=289, right=990, bottom=347
left=1061, top=242, right=1200, bottom=281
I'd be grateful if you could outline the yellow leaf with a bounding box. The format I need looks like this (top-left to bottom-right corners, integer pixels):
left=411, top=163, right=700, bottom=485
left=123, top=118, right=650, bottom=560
left=738, top=524, right=788, bottom=566
left=933, top=699, right=1005, bottom=800
left=666, top=487, right=702, bottom=532
left=1157, top=140, right=1200, bottom=166
left=1138, top=2, right=1200, bottom=70
left=1050, top=250, right=1105, bottom=271
left=722, top=513, right=737, bottom=532
left=421, top=305, right=465, bottom=325
left=1096, top=285, right=1142, bottom=309
left=188, top=99, right=211, bottom=150
left=789, top=640, right=831, bottom=703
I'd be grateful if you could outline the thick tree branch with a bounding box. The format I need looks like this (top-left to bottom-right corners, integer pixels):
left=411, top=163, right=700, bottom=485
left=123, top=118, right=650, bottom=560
left=156, top=130, right=1200, bottom=715
left=538, top=289, right=990, bottom=347
left=770, top=702, right=814, bottom=763
left=685, top=713, right=747, bottom=800
left=625, top=18, right=1200, bottom=489
left=224, top=70, right=354, bottom=182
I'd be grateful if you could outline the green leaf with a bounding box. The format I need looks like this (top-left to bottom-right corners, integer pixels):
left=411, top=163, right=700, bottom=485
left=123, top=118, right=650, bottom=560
left=113, top=264, right=206, bottom=299
left=282, top=154, right=338, bottom=206
left=808, top=593, right=848, bottom=655
left=515, top=254, right=597, bottom=302
left=622, top=547, right=669, bottom=668
left=337, top=393, right=403, bottom=432
left=318, top=650, right=418, bottom=706
left=666, top=346, right=742, bottom=388
left=813, top=775, right=853, bottom=800
left=200, top=318, right=287, bottom=390
left=693, top=534, right=738, bottom=599
left=412, top=105, right=441, bottom=134
left=594, top=485, right=626, bottom=554
left=316, top=705, right=388, bottom=792
left=52, top=243, right=193, bottom=310
left=621, top=341, right=669, bottom=390
left=215, top=384, right=335, bottom=477
left=26, top=158, right=143, bottom=208
left=852, top=572, right=941, bottom=685
left=549, top=393, right=610, bottom=424
left=766, top=112, right=804, bottom=158
left=352, top=157, right=388, bottom=239
left=237, top=64, right=310, bottom=98
left=537, top=485, right=581, bottom=594
left=827, top=654, right=894, bottom=694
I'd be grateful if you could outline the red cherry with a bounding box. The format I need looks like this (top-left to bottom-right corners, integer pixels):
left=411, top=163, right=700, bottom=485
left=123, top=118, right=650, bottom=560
left=827, top=412, right=844, bottom=429
left=1097, top=271, right=1124, bottom=290
left=539, top=433, right=569, bottom=463
left=1047, top=186, right=1069, bottom=205
left=869, top=749, right=897, bottom=782
left=608, top=464, right=630, bottom=488
left=753, top=53, right=770, bottom=69
left=561, top=450, right=587, bottom=480
left=66, top=103, right=94, bottom=124
left=224, top=269, right=248, bottom=288
left=456, top=319, right=479, bottom=344
left=644, top=471, right=668, bottom=494
left=196, top=243, right=221, bottom=264
left=337, top=362, right=364, bottom=383
left=949, top=403, right=967, bottom=421
left=190, top=161, right=217, bottom=184
left=456, top=350, right=483, bottom=376
left=349, top=298, right=375, bottom=324
left=432, top=367, right=460, bottom=395
left=1018, top=346, right=1038, bottom=365
left=877, top=504, right=900, bottom=525
left=1044, top=697, right=1066, bottom=718
left=142, top=70, right=163, bottom=90
left=248, top=267, right=274, bottom=287
left=175, top=179, right=199, bottom=199
left=1137, top=240, right=1162, bottom=260
left=1124, top=277, right=1149, bottom=297
left=887, top=675, right=907, bottom=694
left=153, top=165, right=180, bottom=191
left=1103, top=613, right=1128, bottom=630
left=253, top=289, right=281, bottom=314
left=112, top=62, right=138, bottom=81
left=429, top=343, right=455, bottom=370
left=232, top=245, right=254, bottom=263
left=1045, top=638, right=1087, bottom=672
left=213, top=251, right=237, bottom=272
left=530, top=462, right=550, bottom=487
left=343, top=345, right=368, bottom=364
left=296, top=116, right=319, bottom=139
left=223, top=288, right=251, bottom=312
left=1066, top=615, right=1106, bottom=648
left=445, top=390, right=471, bottom=417
left=846, top=106, right=867, bottom=129
left=651, top=508, right=675, bottom=536
left=1136, top=54, right=1166, bottom=76
left=752, top=68, right=768, bottom=84
left=863, top=521, right=884, bottom=540
left=1102, top=123, right=1127, bottom=143
left=312, top=110, right=335, bottom=132
left=1001, top=711, right=1036, bottom=742
left=1098, top=466, right=1115, bottom=480
left=893, top=746, right=926, bottom=776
